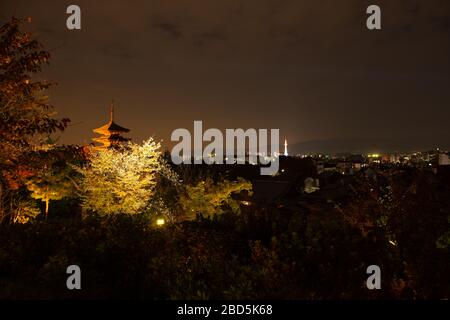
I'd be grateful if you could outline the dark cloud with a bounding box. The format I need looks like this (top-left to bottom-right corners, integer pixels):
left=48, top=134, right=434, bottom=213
left=152, top=21, right=182, bottom=39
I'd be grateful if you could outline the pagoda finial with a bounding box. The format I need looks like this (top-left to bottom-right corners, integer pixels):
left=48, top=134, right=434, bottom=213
left=110, top=100, right=115, bottom=122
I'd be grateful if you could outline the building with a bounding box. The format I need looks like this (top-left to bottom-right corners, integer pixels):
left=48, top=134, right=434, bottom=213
left=92, top=103, right=130, bottom=149
left=439, top=152, right=450, bottom=166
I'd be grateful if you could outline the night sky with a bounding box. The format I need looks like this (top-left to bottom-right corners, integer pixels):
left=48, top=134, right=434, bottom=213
left=1, top=0, right=450, bottom=153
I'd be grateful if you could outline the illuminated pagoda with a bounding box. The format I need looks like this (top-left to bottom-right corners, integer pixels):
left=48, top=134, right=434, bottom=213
left=92, top=103, right=130, bottom=149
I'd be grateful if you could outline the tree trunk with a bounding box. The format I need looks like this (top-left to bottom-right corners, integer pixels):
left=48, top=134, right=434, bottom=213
left=0, top=181, right=3, bottom=222
left=45, top=197, right=49, bottom=218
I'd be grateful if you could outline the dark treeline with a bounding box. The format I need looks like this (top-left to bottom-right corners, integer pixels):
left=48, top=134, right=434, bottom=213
left=0, top=165, right=449, bottom=299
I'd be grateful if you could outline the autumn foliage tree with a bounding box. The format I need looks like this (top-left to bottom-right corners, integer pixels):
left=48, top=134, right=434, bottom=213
left=0, top=17, right=69, bottom=221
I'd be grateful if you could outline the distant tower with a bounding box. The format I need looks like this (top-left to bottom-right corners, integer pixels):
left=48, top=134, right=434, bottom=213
left=284, top=139, right=288, bottom=157
left=92, top=102, right=131, bottom=149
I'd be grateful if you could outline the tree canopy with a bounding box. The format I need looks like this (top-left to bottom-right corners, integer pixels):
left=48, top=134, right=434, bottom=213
left=77, top=139, right=178, bottom=215
left=0, top=17, right=69, bottom=220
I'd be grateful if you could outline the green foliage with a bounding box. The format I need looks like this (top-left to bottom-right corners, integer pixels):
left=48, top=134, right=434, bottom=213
left=77, top=139, right=179, bottom=216
left=22, top=145, right=82, bottom=217
left=436, top=216, right=450, bottom=249
left=26, top=166, right=74, bottom=216
left=12, top=198, right=40, bottom=224
left=179, top=177, right=252, bottom=220
left=436, top=232, right=450, bottom=249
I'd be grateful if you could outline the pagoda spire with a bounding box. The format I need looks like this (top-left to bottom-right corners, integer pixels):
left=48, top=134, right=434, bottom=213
left=110, top=100, right=114, bottom=122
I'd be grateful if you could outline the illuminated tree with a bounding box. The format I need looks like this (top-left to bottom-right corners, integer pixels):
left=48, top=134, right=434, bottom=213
left=24, top=145, right=80, bottom=217
left=436, top=216, right=450, bottom=249
left=179, top=177, right=253, bottom=220
left=26, top=167, right=74, bottom=217
left=77, top=138, right=178, bottom=215
left=12, top=198, right=40, bottom=224
left=0, top=17, right=69, bottom=220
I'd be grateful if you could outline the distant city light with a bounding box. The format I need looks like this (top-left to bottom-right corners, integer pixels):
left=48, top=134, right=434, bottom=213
left=156, top=218, right=165, bottom=226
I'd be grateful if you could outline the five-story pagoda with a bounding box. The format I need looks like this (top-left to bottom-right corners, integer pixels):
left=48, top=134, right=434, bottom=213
left=92, top=103, right=130, bottom=149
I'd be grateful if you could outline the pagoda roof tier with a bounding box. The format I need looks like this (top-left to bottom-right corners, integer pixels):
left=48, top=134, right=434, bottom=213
left=93, top=103, right=130, bottom=134
left=93, top=135, right=131, bottom=143
left=93, top=121, right=130, bottom=135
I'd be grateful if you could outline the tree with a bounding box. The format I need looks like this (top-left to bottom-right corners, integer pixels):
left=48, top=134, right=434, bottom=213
left=26, top=166, right=74, bottom=217
left=77, top=139, right=178, bottom=215
left=12, top=198, right=40, bottom=224
left=179, top=177, right=253, bottom=220
left=436, top=216, right=450, bottom=249
left=22, top=145, right=82, bottom=218
left=0, top=17, right=69, bottom=220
